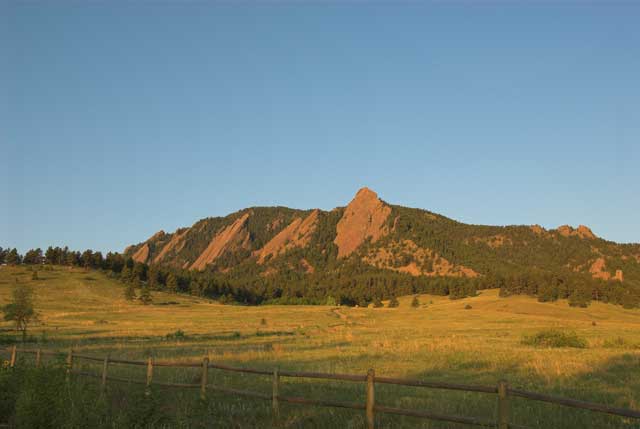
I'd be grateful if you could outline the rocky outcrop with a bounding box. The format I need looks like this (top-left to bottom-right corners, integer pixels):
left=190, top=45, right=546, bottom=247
left=530, top=225, right=547, bottom=236
left=255, top=210, right=319, bottom=264
left=364, top=240, right=479, bottom=278
left=334, top=188, right=391, bottom=258
left=190, top=213, right=251, bottom=271
left=131, top=243, right=150, bottom=264
left=153, top=228, right=190, bottom=264
left=468, top=234, right=512, bottom=248
left=556, top=225, right=596, bottom=240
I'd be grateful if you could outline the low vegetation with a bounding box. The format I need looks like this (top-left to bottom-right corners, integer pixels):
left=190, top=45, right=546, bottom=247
left=0, top=266, right=639, bottom=427
left=522, top=329, right=588, bottom=349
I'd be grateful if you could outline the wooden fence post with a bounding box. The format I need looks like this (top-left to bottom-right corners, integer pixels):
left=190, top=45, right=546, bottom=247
left=66, top=348, right=73, bottom=382
left=366, top=369, right=375, bottom=429
left=101, top=355, right=109, bottom=395
left=200, top=357, right=209, bottom=401
left=272, top=367, right=280, bottom=420
left=498, top=380, right=509, bottom=429
left=35, top=348, right=42, bottom=368
left=146, top=357, right=153, bottom=396
left=9, top=345, right=17, bottom=368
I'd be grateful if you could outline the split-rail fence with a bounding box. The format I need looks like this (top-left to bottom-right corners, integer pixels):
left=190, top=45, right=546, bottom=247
left=3, top=345, right=640, bottom=429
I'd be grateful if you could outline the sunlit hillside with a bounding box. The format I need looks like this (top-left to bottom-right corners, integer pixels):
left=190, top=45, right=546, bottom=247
left=1, top=265, right=639, bottom=427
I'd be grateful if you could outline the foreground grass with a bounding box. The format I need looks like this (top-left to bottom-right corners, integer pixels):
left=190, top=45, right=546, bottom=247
left=1, top=265, right=639, bottom=428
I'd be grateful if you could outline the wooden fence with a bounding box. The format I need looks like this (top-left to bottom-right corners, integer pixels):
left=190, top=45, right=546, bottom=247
left=3, top=345, right=640, bottom=428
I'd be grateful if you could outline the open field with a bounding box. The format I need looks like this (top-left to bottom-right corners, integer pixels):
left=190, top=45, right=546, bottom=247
left=1, top=265, right=640, bottom=428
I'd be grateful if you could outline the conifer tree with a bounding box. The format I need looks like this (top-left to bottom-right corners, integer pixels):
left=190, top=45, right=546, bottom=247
left=166, top=273, right=178, bottom=293
left=139, top=285, right=152, bottom=305
left=124, top=282, right=136, bottom=301
left=411, top=295, right=420, bottom=308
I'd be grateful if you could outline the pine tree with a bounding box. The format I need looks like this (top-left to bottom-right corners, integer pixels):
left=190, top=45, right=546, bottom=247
left=166, top=273, right=178, bottom=293
left=124, top=282, right=136, bottom=301
left=120, top=265, right=132, bottom=283
left=139, top=285, right=152, bottom=305
left=148, top=267, right=159, bottom=290
left=6, top=248, right=21, bottom=265
left=411, top=296, right=420, bottom=308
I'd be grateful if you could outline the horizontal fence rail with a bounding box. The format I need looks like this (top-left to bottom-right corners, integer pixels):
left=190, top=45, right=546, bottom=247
left=3, top=345, right=640, bottom=428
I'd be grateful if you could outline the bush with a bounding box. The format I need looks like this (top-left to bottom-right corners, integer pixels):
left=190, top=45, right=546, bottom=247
left=522, top=329, right=588, bottom=348
left=411, top=296, right=420, bottom=308
left=165, top=329, right=187, bottom=340
left=387, top=296, right=399, bottom=308
left=464, top=304, right=472, bottom=310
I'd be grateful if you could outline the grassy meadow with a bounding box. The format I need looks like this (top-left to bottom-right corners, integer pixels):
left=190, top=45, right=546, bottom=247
left=1, top=265, right=639, bottom=428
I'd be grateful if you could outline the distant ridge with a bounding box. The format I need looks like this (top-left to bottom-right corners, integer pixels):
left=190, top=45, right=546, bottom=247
left=125, top=188, right=640, bottom=285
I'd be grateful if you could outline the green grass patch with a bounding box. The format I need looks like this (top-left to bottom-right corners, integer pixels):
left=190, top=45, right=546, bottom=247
left=522, top=329, right=588, bottom=348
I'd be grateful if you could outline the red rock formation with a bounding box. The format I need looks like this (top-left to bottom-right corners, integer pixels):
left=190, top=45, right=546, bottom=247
left=364, top=240, right=479, bottom=278
left=576, top=225, right=596, bottom=239
left=153, top=228, right=190, bottom=264
left=334, top=188, right=392, bottom=258
left=589, top=257, right=610, bottom=280
left=255, top=210, right=319, bottom=263
left=190, top=213, right=250, bottom=270
left=530, top=224, right=546, bottom=235
left=131, top=243, right=149, bottom=263
left=300, top=258, right=315, bottom=274
left=556, top=225, right=596, bottom=239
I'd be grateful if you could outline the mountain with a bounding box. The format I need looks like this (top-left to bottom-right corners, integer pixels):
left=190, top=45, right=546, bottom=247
left=124, top=187, right=640, bottom=291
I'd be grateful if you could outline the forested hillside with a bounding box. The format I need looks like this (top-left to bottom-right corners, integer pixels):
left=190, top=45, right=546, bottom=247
left=5, top=188, right=640, bottom=308
left=117, top=188, right=640, bottom=307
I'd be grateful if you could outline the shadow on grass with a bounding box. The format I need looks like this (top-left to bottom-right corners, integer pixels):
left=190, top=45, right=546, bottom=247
left=4, top=345, right=639, bottom=428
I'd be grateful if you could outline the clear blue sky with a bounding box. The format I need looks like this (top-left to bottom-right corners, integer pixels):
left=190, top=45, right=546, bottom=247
left=2, top=2, right=639, bottom=254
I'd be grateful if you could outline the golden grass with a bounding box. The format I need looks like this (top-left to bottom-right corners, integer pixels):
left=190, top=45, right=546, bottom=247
left=1, top=265, right=639, bottom=428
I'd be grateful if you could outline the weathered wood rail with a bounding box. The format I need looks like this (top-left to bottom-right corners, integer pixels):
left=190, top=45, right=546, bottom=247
left=3, top=345, right=640, bottom=428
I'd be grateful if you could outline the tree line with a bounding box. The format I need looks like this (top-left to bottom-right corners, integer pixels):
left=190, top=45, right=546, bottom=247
left=3, top=245, right=639, bottom=309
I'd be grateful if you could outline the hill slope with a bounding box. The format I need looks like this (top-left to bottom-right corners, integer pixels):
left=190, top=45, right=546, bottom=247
left=125, top=188, right=640, bottom=288
left=1, top=265, right=639, bottom=428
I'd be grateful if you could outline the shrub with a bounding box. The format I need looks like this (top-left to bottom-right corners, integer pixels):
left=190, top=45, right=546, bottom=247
left=411, top=296, right=420, bottom=308
left=124, top=283, right=136, bottom=301
left=165, top=329, right=187, bottom=340
left=373, top=298, right=384, bottom=308
left=387, top=296, right=399, bottom=308
left=139, top=285, right=152, bottom=305
left=522, top=329, right=588, bottom=348
left=260, top=318, right=267, bottom=326
left=464, top=304, right=472, bottom=310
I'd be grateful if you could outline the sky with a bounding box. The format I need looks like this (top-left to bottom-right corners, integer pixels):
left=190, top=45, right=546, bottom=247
left=1, top=1, right=639, bottom=254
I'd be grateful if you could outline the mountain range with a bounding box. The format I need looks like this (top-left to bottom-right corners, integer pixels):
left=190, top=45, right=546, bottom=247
left=125, top=188, right=640, bottom=287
